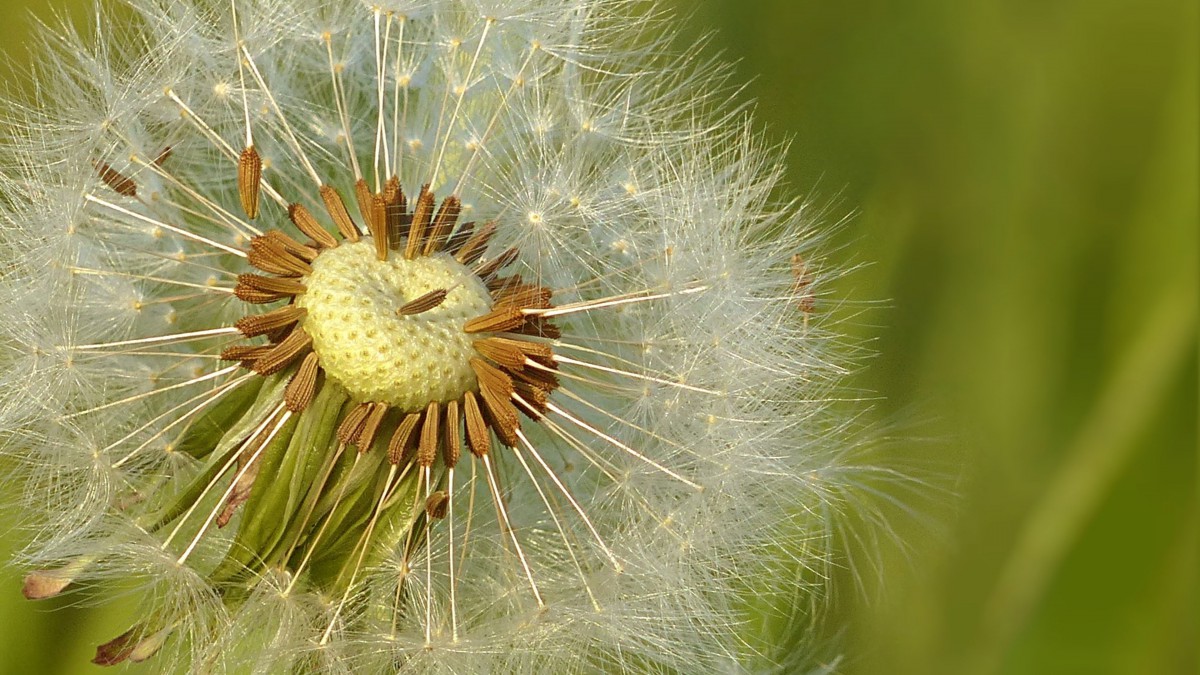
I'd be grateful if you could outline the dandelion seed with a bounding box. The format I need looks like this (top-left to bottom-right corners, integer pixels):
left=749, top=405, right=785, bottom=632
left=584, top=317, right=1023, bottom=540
left=0, top=0, right=888, bottom=671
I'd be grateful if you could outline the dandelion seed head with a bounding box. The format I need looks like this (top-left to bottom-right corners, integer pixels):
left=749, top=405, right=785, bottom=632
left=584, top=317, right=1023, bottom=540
left=0, top=0, right=898, bottom=670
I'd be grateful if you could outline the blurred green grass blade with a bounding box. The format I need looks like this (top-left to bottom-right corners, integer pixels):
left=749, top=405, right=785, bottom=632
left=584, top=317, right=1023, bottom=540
left=974, top=280, right=1196, bottom=675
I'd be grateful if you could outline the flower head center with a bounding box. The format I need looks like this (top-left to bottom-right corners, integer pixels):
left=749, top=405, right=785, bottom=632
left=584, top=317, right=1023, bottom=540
left=296, top=239, right=493, bottom=411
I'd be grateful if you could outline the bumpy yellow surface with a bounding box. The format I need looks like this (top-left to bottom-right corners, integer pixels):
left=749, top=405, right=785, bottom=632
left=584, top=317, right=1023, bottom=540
left=296, top=240, right=493, bottom=411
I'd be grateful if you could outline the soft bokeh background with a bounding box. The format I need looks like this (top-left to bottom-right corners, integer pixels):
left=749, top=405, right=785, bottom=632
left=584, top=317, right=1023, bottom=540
left=1, top=0, right=1195, bottom=673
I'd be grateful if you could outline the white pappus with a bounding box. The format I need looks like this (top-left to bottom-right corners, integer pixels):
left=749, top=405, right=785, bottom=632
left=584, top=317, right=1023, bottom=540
left=0, top=0, right=896, bottom=672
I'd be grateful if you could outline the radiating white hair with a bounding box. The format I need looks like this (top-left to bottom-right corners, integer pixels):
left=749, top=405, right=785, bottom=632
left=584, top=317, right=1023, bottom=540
left=0, top=0, right=904, bottom=672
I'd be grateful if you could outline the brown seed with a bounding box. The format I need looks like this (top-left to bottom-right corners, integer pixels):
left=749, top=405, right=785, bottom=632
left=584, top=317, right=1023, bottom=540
left=354, top=178, right=376, bottom=233
left=371, top=194, right=389, bottom=260
left=235, top=305, right=306, bottom=338
left=384, top=176, right=407, bottom=249
left=443, top=399, right=461, bottom=468
left=405, top=185, right=435, bottom=259
left=217, top=451, right=264, bottom=527
left=472, top=337, right=527, bottom=370
left=463, top=307, right=526, bottom=334
left=248, top=236, right=313, bottom=276
left=234, top=273, right=306, bottom=303
left=425, top=491, right=449, bottom=519
left=474, top=336, right=553, bottom=370
left=418, top=401, right=441, bottom=467
left=233, top=283, right=304, bottom=304
left=454, top=221, right=496, bottom=265
left=262, top=325, right=294, bottom=344
left=288, top=203, right=338, bottom=249
left=443, top=220, right=476, bottom=256
left=152, top=146, right=173, bottom=166
left=251, top=328, right=313, bottom=375
left=22, top=570, right=74, bottom=601
left=511, top=315, right=562, bottom=340
left=513, top=381, right=550, bottom=418
left=94, top=162, right=137, bottom=198
left=470, top=358, right=519, bottom=446
left=92, top=628, right=136, bottom=666
left=512, top=362, right=561, bottom=391
left=283, top=353, right=321, bottom=412
left=462, top=391, right=491, bottom=458
left=383, top=175, right=403, bottom=204
left=233, top=288, right=279, bottom=304
left=397, top=288, right=448, bottom=316
left=264, top=230, right=319, bottom=262
left=357, top=402, right=390, bottom=452
left=790, top=253, right=816, bottom=313
left=220, top=344, right=273, bottom=366
left=320, top=184, right=361, bottom=241
left=336, top=402, right=373, bottom=446
left=387, top=413, right=422, bottom=465
left=474, top=247, right=519, bottom=280
left=238, top=145, right=263, bottom=219
left=423, top=195, right=461, bottom=256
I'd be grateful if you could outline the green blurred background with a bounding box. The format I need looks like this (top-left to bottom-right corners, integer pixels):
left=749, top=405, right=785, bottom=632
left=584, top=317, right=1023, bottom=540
left=1, top=0, right=1195, bottom=673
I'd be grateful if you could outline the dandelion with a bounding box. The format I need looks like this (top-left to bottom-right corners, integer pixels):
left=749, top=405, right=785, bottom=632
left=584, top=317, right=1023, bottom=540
left=0, top=0, right=881, bottom=671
